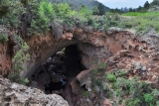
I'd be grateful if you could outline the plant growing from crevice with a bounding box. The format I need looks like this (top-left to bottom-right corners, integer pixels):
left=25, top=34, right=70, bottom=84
left=9, top=34, right=30, bottom=85
left=98, top=62, right=106, bottom=70
left=0, top=34, right=8, bottom=44
left=82, top=91, right=89, bottom=97
left=8, top=73, right=29, bottom=85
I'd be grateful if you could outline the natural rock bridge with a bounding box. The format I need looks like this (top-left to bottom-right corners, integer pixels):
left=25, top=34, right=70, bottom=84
left=1, top=25, right=159, bottom=105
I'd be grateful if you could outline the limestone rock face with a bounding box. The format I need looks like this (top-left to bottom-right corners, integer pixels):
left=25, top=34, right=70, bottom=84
left=0, top=26, right=12, bottom=76
left=0, top=75, right=69, bottom=106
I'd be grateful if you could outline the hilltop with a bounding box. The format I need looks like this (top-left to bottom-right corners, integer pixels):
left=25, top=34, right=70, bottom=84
left=49, top=0, right=110, bottom=11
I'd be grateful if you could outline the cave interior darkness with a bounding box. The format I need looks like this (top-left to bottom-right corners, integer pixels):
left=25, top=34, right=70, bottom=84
left=29, top=44, right=86, bottom=97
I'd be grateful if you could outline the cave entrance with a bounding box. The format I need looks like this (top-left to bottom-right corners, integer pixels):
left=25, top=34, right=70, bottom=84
left=29, top=44, right=85, bottom=96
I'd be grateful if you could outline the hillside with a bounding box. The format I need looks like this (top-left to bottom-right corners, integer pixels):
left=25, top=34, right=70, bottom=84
left=49, top=0, right=110, bottom=11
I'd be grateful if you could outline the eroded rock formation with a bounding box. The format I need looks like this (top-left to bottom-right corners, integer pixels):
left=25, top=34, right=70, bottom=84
left=21, top=26, right=159, bottom=83
left=0, top=75, right=69, bottom=106
left=1, top=24, right=159, bottom=105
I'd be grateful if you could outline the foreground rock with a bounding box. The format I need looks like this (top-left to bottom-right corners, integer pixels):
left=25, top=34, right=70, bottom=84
left=0, top=75, right=69, bottom=106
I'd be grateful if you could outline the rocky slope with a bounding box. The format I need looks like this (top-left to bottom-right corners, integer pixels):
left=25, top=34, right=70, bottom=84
left=0, top=75, right=69, bottom=106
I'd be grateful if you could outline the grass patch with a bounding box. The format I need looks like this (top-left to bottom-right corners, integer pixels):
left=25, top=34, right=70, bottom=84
left=103, top=12, right=159, bottom=34
left=123, top=12, right=159, bottom=17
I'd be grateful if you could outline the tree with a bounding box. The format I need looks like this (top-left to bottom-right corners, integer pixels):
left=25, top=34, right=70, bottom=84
left=39, top=0, right=55, bottom=18
left=129, top=8, right=133, bottom=12
left=79, top=5, right=92, bottom=17
left=143, top=1, right=150, bottom=10
left=20, top=0, right=30, bottom=7
left=92, top=6, right=99, bottom=15
left=124, top=7, right=129, bottom=13
left=151, top=0, right=159, bottom=6
left=97, top=3, right=106, bottom=15
left=0, top=0, right=10, bottom=17
left=52, top=3, right=72, bottom=18
left=137, top=6, right=143, bottom=12
left=121, top=7, right=124, bottom=12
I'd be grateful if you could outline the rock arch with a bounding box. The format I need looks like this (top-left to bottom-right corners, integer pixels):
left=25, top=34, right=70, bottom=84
left=22, top=27, right=135, bottom=78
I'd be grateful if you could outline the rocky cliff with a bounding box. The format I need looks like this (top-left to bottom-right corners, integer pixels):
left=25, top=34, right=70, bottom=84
left=22, top=26, right=159, bottom=84
left=1, top=24, right=159, bottom=105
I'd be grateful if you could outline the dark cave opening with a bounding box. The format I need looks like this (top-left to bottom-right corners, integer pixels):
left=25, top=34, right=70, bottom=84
left=29, top=44, right=85, bottom=96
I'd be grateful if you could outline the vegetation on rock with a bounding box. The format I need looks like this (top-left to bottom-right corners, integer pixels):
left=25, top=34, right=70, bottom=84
left=9, top=34, right=30, bottom=85
left=0, top=34, right=8, bottom=44
left=88, top=65, right=159, bottom=106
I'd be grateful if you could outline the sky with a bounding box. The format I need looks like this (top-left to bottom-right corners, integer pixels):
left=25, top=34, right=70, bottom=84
left=97, top=0, right=153, bottom=9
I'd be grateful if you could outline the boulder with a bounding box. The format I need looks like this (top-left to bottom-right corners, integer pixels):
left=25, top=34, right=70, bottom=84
left=0, top=75, right=69, bottom=106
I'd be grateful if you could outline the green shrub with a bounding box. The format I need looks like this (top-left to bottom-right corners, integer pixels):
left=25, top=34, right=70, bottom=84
left=79, top=5, right=92, bottom=18
left=0, top=34, right=8, bottom=44
left=87, top=18, right=94, bottom=25
left=39, top=0, right=55, bottom=18
left=106, top=73, right=116, bottom=82
left=125, top=98, right=141, bottom=106
left=12, top=49, right=30, bottom=73
left=63, top=16, right=75, bottom=27
left=144, top=93, right=153, bottom=105
left=30, top=0, right=54, bottom=35
left=53, top=3, right=72, bottom=19
left=93, top=22, right=100, bottom=28
left=30, top=15, right=50, bottom=35
left=93, top=69, right=98, bottom=74
left=10, top=34, right=30, bottom=85
left=103, top=73, right=159, bottom=106
left=98, top=62, right=106, bottom=69
left=0, top=0, right=10, bottom=17
left=156, top=101, right=159, bottom=106
left=115, top=77, right=130, bottom=89
left=12, top=34, right=30, bottom=73
left=74, top=14, right=88, bottom=24
left=152, top=89, right=159, bottom=98
left=103, top=83, right=114, bottom=99
left=119, top=70, right=126, bottom=76
left=8, top=73, right=29, bottom=85
left=83, top=91, right=89, bottom=97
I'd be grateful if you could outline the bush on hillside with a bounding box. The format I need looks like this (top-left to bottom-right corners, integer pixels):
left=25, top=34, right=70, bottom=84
left=0, top=0, right=10, bottom=17
left=79, top=5, right=92, bottom=18
left=0, top=34, right=8, bottom=44
left=106, top=73, right=116, bottom=82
